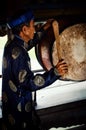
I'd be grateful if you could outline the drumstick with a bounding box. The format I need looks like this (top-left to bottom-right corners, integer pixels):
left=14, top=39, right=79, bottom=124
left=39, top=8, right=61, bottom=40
left=52, top=20, right=62, bottom=61
left=43, top=19, right=55, bottom=31
left=52, top=21, right=67, bottom=79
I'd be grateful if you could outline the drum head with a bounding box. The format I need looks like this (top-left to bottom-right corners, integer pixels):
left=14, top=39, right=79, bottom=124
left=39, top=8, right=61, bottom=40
left=35, top=23, right=86, bottom=81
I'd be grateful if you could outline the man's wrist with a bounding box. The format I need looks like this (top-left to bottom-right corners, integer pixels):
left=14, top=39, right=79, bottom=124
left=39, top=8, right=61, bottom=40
left=54, top=67, right=60, bottom=76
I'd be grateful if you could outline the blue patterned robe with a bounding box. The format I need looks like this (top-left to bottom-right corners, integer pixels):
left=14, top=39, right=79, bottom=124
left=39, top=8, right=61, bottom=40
left=2, top=36, right=59, bottom=129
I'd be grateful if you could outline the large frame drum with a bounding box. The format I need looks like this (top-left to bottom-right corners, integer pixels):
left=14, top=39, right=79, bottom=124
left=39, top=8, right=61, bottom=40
left=35, top=21, right=86, bottom=81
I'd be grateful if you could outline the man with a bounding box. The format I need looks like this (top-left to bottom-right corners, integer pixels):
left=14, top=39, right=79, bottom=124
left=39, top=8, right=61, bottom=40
left=2, top=8, right=68, bottom=130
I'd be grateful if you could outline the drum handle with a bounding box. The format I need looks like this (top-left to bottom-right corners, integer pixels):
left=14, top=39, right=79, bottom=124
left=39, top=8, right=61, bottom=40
left=52, top=20, right=62, bottom=61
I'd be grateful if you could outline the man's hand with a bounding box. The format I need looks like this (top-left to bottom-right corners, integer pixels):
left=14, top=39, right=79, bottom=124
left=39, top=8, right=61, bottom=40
left=55, top=59, right=68, bottom=77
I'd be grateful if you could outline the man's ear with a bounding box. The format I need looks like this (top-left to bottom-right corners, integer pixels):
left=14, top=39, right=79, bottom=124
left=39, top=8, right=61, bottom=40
left=22, top=26, right=30, bottom=35
left=22, top=26, right=27, bottom=33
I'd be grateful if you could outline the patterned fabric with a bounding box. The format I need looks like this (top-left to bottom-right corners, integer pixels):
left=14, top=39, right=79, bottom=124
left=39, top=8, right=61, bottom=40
left=2, top=36, right=59, bottom=130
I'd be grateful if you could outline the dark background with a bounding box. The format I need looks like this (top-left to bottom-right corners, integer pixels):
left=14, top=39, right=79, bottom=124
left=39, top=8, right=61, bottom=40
left=0, top=0, right=86, bottom=37
left=0, top=0, right=86, bottom=24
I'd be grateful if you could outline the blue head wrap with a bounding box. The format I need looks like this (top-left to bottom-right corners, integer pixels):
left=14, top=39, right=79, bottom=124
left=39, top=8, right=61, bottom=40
left=7, top=9, right=34, bottom=29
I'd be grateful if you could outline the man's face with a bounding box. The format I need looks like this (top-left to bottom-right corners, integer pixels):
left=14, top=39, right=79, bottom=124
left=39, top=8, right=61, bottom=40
left=28, top=20, right=35, bottom=40
left=22, top=20, right=35, bottom=42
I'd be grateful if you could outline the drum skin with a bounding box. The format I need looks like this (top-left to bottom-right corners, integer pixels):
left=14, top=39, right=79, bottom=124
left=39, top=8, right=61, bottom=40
left=35, top=22, right=86, bottom=81
left=52, top=23, right=86, bottom=81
